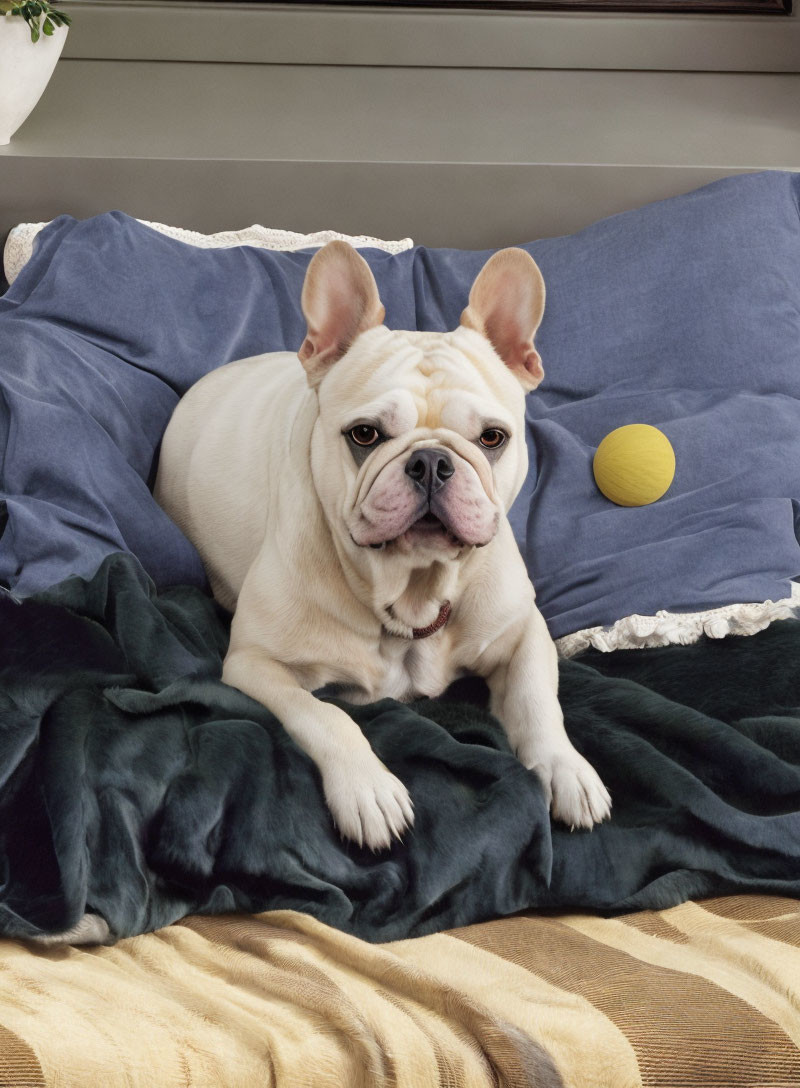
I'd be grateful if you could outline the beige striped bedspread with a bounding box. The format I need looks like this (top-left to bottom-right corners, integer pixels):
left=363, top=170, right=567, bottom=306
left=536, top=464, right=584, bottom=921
left=1, top=895, right=799, bottom=1087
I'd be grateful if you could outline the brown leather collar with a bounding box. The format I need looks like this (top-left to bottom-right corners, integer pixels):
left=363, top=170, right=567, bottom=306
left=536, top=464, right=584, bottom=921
left=411, top=600, right=452, bottom=639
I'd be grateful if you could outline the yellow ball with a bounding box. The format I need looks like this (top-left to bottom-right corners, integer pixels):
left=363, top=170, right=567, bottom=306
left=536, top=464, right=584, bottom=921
left=592, top=424, right=675, bottom=507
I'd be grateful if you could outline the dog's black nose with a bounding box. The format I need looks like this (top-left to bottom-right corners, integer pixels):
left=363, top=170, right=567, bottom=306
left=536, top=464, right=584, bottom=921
left=405, top=449, right=454, bottom=493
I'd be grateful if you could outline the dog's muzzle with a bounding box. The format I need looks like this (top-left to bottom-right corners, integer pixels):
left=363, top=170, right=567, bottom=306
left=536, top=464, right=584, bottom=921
left=352, top=442, right=498, bottom=550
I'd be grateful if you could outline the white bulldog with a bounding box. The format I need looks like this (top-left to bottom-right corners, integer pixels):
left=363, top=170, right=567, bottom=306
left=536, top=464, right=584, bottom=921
left=154, top=241, right=611, bottom=850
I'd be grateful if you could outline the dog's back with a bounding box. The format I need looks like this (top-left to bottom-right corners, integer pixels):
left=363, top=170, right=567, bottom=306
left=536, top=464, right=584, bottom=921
left=155, top=351, right=313, bottom=611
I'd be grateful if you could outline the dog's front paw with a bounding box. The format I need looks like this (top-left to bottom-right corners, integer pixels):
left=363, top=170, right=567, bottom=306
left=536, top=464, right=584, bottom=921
left=322, top=752, right=414, bottom=851
left=519, top=742, right=611, bottom=830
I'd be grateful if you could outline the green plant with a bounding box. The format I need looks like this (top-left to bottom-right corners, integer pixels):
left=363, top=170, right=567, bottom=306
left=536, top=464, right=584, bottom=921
left=0, top=1, right=71, bottom=43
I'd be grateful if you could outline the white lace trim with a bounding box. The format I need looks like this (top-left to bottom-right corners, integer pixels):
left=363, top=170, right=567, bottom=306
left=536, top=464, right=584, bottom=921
left=2, top=221, right=44, bottom=284
left=556, top=583, right=800, bottom=658
left=3, top=220, right=414, bottom=284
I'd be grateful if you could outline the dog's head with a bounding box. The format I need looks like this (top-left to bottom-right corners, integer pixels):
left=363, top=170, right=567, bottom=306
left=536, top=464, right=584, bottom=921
left=299, top=241, right=545, bottom=569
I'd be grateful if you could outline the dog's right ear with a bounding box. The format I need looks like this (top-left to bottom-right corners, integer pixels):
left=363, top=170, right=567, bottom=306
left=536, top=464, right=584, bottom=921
left=298, top=241, right=386, bottom=388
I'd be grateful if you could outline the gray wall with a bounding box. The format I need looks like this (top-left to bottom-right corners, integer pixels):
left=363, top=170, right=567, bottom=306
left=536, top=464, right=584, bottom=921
left=1, top=1, right=799, bottom=246
left=62, top=1, right=800, bottom=71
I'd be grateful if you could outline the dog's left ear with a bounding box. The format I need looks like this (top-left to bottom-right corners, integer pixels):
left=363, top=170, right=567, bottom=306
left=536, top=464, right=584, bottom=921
left=460, top=248, right=546, bottom=392
left=298, top=240, right=386, bottom=388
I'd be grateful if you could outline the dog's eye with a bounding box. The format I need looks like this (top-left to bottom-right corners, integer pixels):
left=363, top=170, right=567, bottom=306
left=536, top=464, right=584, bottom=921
left=479, top=429, right=506, bottom=449
left=348, top=425, right=382, bottom=447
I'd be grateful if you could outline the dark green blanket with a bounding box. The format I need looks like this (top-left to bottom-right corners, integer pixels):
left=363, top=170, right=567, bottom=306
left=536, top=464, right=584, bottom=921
left=1, top=553, right=799, bottom=943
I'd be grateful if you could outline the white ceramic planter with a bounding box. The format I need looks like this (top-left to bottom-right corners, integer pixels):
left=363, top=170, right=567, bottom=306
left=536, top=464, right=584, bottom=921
left=0, top=14, right=68, bottom=145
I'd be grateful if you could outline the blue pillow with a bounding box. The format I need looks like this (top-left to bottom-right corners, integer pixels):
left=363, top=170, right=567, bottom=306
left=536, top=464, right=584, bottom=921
left=1, top=171, right=799, bottom=639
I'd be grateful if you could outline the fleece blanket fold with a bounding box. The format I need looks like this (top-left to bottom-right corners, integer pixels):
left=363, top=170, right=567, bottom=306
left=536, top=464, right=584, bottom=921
left=1, top=553, right=799, bottom=943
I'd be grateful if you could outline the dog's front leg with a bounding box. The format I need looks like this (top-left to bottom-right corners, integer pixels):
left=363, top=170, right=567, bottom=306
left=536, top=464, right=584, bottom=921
left=223, top=648, right=413, bottom=851
left=487, top=604, right=611, bottom=830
